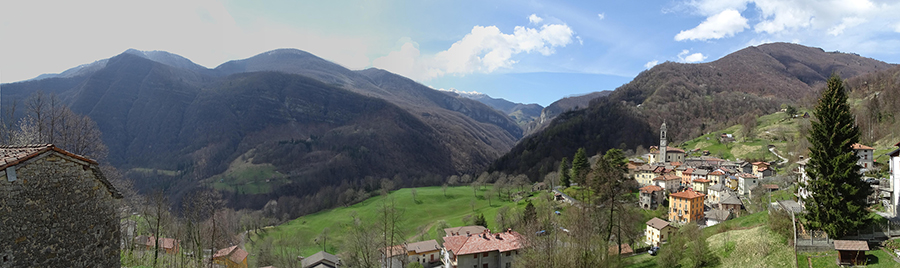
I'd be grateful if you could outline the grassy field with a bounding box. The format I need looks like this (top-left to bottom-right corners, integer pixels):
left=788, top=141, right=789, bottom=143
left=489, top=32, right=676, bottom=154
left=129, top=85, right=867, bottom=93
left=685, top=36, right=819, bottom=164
left=248, top=186, right=526, bottom=259
left=679, top=111, right=804, bottom=162
left=707, top=226, right=794, bottom=267
left=798, top=249, right=900, bottom=268
left=626, top=211, right=772, bottom=268
left=207, top=150, right=289, bottom=194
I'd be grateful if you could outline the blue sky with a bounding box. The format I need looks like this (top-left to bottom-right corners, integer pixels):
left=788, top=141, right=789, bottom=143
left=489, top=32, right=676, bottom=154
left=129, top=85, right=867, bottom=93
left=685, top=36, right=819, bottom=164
left=3, top=0, right=899, bottom=106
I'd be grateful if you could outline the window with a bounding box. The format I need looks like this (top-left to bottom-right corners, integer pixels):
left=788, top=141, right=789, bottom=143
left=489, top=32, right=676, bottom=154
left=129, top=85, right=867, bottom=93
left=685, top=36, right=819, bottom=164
left=474, top=255, right=478, bottom=259
left=506, top=263, right=511, bottom=268
left=506, top=251, right=511, bottom=256
left=484, top=264, right=489, bottom=268
left=483, top=252, right=489, bottom=257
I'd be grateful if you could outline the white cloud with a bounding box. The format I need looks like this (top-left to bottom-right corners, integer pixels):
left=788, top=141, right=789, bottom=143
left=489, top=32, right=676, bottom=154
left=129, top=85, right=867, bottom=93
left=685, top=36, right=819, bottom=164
left=895, top=22, right=900, bottom=33
left=597, top=13, right=605, bottom=20
left=529, top=14, right=543, bottom=24
left=372, top=42, right=420, bottom=79
left=645, top=60, right=659, bottom=69
left=675, top=9, right=749, bottom=41
left=374, top=22, right=576, bottom=80
left=678, top=50, right=707, bottom=63
left=827, top=17, right=866, bottom=36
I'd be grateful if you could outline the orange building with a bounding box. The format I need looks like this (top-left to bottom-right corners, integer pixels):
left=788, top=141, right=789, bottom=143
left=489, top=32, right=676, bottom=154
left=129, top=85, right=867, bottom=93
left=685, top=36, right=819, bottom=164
left=669, top=189, right=706, bottom=224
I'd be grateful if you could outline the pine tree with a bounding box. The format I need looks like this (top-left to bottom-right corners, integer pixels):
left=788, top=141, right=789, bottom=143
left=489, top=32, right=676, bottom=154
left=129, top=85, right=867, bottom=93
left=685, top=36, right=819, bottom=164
left=803, top=74, right=872, bottom=237
left=559, top=157, right=571, bottom=187
left=571, top=148, right=589, bottom=185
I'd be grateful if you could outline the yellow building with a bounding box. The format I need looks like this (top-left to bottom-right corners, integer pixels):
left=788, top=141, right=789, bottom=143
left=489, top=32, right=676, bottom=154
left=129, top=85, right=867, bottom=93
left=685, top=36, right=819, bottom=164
left=669, top=189, right=706, bottom=224
left=645, top=217, right=676, bottom=246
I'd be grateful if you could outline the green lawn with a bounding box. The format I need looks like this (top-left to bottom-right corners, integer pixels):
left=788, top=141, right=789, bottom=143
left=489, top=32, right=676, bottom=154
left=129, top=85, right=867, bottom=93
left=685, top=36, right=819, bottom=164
left=703, top=211, right=768, bottom=237
left=707, top=226, right=794, bottom=268
left=248, top=186, right=525, bottom=258
left=678, top=111, right=809, bottom=162
left=799, top=249, right=900, bottom=268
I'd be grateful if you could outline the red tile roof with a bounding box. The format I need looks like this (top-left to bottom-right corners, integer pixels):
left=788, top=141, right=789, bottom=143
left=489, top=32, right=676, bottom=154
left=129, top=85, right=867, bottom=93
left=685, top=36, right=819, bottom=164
left=692, top=178, right=711, bottom=183
left=381, top=245, right=406, bottom=257
left=683, top=168, right=694, bottom=175
left=670, top=189, right=706, bottom=199
left=145, top=236, right=178, bottom=250
left=443, top=236, right=468, bottom=256
left=445, top=230, right=523, bottom=256
left=709, top=170, right=725, bottom=176
left=609, top=244, right=634, bottom=255
left=851, top=143, right=874, bottom=150
left=666, top=147, right=685, bottom=153
left=213, top=245, right=248, bottom=264
left=652, top=174, right=681, bottom=181
left=639, top=185, right=664, bottom=194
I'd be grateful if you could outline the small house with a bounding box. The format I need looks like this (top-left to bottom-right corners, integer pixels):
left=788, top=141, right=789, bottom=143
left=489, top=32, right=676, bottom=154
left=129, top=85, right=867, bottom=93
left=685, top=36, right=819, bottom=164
left=834, top=240, right=869, bottom=266
left=213, top=245, right=249, bottom=268
left=302, top=251, right=341, bottom=268
left=645, top=217, right=675, bottom=246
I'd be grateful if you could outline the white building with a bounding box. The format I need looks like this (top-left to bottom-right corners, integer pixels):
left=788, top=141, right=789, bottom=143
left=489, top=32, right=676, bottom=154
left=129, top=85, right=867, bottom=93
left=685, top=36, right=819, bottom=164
left=888, top=142, right=900, bottom=216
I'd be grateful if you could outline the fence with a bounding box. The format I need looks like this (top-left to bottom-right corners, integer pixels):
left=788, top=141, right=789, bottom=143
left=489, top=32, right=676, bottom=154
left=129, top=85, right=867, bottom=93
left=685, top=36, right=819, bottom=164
left=794, top=220, right=900, bottom=251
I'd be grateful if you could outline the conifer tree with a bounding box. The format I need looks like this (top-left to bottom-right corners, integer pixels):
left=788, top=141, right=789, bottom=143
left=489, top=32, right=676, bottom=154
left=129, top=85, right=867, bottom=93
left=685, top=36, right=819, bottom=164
left=803, top=74, right=872, bottom=237
left=571, top=148, right=589, bottom=185
left=559, top=157, right=571, bottom=187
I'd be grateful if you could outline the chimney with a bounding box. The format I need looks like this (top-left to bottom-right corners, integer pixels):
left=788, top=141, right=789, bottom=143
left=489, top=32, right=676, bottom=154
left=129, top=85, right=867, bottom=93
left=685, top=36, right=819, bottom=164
left=507, top=228, right=512, bottom=233
left=466, top=231, right=470, bottom=237
left=495, top=234, right=501, bottom=239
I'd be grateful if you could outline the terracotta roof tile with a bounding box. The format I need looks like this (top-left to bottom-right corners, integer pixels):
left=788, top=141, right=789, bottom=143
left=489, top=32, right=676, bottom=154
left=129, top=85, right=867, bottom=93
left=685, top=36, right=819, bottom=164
left=639, top=185, right=664, bottom=194
left=213, top=245, right=247, bottom=264
left=709, top=170, right=725, bottom=176
left=692, top=178, right=711, bottom=183
left=449, top=231, right=523, bottom=256
left=851, top=143, right=874, bottom=150
left=652, top=174, right=680, bottom=181
left=670, top=189, right=706, bottom=199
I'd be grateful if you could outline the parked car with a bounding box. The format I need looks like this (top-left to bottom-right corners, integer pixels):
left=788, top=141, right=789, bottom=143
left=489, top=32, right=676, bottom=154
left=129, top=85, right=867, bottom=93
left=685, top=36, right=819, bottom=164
left=649, top=246, right=660, bottom=256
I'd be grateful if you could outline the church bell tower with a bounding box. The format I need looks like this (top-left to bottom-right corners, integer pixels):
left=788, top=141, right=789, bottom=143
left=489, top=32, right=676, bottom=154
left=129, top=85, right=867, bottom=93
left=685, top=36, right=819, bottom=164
left=659, top=121, right=667, bottom=163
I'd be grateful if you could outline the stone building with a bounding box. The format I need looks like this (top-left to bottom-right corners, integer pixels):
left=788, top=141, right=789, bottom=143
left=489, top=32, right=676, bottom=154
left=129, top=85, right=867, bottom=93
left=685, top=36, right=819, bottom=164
left=0, top=144, right=122, bottom=267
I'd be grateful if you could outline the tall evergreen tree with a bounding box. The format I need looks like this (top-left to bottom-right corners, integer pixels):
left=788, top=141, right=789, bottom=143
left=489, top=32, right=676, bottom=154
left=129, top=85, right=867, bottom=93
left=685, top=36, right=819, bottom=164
left=559, top=157, right=571, bottom=187
left=571, top=148, right=589, bottom=185
left=803, top=74, right=872, bottom=237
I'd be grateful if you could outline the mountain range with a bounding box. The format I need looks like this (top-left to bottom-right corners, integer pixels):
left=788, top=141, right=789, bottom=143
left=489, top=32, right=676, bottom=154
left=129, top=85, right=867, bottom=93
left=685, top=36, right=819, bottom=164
left=1, top=48, right=538, bottom=203
left=490, top=42, right=895, bottom=178
left=2, top=42, right=893, bottom=209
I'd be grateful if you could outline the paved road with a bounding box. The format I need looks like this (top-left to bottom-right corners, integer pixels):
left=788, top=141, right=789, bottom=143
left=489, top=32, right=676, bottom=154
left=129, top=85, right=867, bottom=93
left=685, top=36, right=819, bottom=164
left=769, top=146, right=788, bottom=165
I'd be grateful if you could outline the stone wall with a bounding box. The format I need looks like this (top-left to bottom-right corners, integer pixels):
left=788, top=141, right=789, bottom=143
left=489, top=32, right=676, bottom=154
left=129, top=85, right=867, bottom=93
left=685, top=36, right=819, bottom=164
left=0, top=152, right=120, bottom=268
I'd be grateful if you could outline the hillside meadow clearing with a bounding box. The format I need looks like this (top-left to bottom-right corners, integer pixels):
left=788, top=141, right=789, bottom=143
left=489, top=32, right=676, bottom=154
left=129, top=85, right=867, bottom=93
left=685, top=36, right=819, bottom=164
left=247, top=186, right=528, bottom=260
